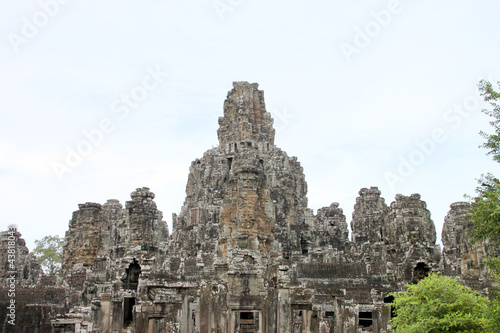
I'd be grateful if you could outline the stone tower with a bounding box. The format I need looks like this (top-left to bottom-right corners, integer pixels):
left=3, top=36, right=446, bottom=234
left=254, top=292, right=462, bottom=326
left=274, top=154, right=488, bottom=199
left=167, top=82, right=311, bottom=332
left=442, top=202, right=500, bottom=289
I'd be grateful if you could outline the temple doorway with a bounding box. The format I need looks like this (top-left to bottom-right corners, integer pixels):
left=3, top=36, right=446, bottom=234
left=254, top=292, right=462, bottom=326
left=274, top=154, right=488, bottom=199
left=232, top=311, right=260, bottom=333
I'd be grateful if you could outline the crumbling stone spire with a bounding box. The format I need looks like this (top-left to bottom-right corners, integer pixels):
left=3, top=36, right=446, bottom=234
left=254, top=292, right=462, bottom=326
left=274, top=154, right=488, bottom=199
left=217, top=81, right=275, bottom=148
left=441, top=202, right=497, bottom=278
left=386, top=193, right=437, bottom=244
left=126, top=187, right=166, bottom=243
left=0, top=229, right=41, bottom=286
left=62, top=202, right=104, bottom=275
left=351, top=187, right=389, bottom=244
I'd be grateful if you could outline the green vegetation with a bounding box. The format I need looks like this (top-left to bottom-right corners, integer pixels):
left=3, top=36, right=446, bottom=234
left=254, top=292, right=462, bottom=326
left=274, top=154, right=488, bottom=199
left=390, top=273, right=489, bottom=332
left=468, top=79, right=500, bottom=332
left=477, top=80, right=500, bottom=163
left=469, top=80, right=500, bottom=244
left=33, top=235, right=63, bottom=275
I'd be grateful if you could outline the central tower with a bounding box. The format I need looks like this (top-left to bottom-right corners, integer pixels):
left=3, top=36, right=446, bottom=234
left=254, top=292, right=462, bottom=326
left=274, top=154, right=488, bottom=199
left=217, top=81, right=275, bottom=148
left=217, top=83, right=277, bottom=332
left=169, top=81, right=311, bottom=332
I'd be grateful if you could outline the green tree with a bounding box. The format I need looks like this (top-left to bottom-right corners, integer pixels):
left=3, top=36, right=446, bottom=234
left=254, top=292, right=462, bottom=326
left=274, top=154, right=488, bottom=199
left=469, top=173, right=500, bottom=243
left=477, top=80, right=500, bottom=163
left=33, top=235, right=63, bottom=275
left=469, top=80, right=500, bottom=243
left=468, top=79, right=500, bottom=333
left=390, top=273, right=489, bottom=333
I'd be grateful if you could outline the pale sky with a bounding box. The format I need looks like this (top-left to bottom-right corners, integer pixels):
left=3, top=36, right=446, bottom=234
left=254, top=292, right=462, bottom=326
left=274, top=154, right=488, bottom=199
left=1, top=0, right=499, bottom=251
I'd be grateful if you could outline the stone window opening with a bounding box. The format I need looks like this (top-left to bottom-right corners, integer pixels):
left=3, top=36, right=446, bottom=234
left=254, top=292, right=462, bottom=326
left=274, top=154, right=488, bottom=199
left=384, top=295, right=395, bottom=318
left=228, top=158, right=233, bottom=171
left=325, top=311, right=335, bottom=333
left=23, top=266, right=29, bottom=279
left=358, top=311, right=373, bottom=328
left=300, top=235, right=308, bottom=255
left=282, top=243, right=290, bottom=259
left=238, top=311, right=259, bottom=333
left=122, top=259, right=141, bottom=290
left=123, top=297, right=135, bottom=326
left=412, top=262, right=430, bottom=284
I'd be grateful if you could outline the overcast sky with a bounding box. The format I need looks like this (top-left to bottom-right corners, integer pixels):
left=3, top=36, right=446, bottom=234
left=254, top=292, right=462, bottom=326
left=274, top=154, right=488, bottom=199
left=1, top=0, right=499, bottom=251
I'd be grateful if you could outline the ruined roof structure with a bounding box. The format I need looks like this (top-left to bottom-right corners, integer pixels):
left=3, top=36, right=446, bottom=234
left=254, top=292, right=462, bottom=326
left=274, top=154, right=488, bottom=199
left=1, top=82, right=499, bottom=332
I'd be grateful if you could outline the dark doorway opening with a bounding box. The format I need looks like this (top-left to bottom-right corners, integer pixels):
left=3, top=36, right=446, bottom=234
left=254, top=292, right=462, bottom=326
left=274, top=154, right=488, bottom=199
left=384, top=295, right=395, bottom=318
left=123, top=297, right=135, bottom=326
left=240, top=312, right=257, bottom=333
left=300, top=235, right=308, bottom=255
left=325, top=311, right=335, bottom=333
left=412, top=262, right=430, bottom=284
left=122, top=259, right=141, bottom=290
left=358, top=311, right=373, bottom=328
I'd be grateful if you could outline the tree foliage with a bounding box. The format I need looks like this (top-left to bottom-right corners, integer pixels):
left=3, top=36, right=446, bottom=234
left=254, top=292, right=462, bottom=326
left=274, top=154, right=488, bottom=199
left=478, top=80, right=500, bottom=163
left=390, top=273, right=489, bottom=333
left=469, top=80, right=500, bottom=255
left=466, top=79, right=500, bottom=332
left=469, top=173, right=500, bottom=243
left=33, top=235, right=63, bottom=275
left=469, top=80, right=500, bottom=243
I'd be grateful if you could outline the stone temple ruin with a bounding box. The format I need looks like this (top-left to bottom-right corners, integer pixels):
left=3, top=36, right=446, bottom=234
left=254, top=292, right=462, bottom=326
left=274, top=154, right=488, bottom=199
left=1, top=82, right=499, bottom=332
